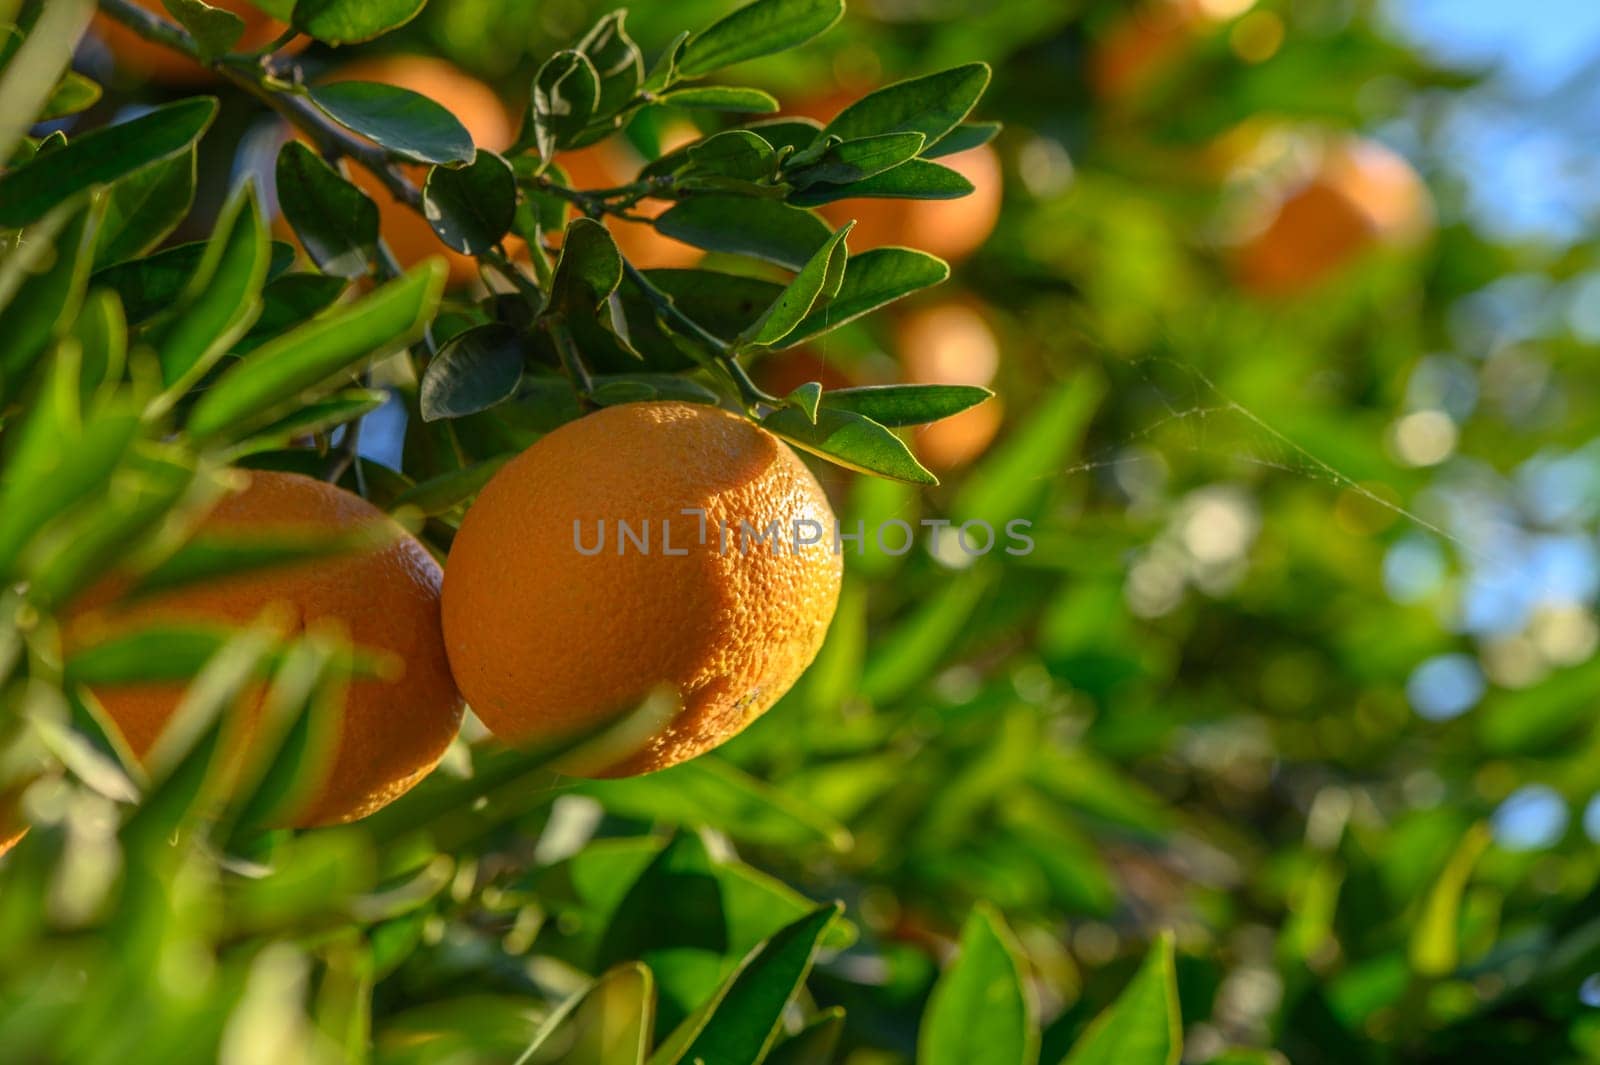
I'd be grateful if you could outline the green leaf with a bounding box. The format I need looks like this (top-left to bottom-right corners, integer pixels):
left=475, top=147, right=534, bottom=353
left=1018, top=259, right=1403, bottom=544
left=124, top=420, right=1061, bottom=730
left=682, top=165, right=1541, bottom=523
left=41, top=70, right=102, bottom=120
left=654, top=196, right=831, bottom=271
left=551, top=217, right=624, bottom=311
left=420, top=323, right=527, bottom=421
left=388, top=456, right=511, bottom=516
left=579, top=756, right=851, bottom=851
left=70, top=288, right=128, bottom=404
left=589, top=373, right=720, bottom=407
left=1061, top=933, right=1181, bottom=1065
left=0, top=196, right=100, bottom=400
left=954, top=375, right=1104, bottom=523
left=423, top=149, right=516, bottom=256
left=822, top=384, right=992, bottom=426
left=91, top=239, right=295, bottom=325
left=577, top=10, right=644, bottom=119
left=186, top=260, right=446, bottom=443
left=788, top=132, right=926, bottom=188
left=686, top=130, right=776, bottom=182
left=1409, top=822, right=1492, bottom=977
left=239, top=389, right=387, bottom=454
left=161, top=0, right=245, bottom=58
left=309, top=81, right=475, bottom=166
left=515, top=963, right=655, bottom=1065
left=762, top=405, right=937, bottom=485
left=0, top=0, right=94, bottom=166
left=787, top=382, right=822, bottom=423
left=678, top=0, right=845, bottom=78
left=291, top=0, right=427, bottom=45
left=150, top=181, right=271, bottom=399
left=789, top=159, right=974, bottom=207
left=784, top=247, right=949, bottom=345
left=128, top=526, right=390, bottom=599
left=641, top=30, right=690, bottom=93
left=824, top=63, right=991, bottom=146
left=928, top=120, right=1002, bottom=158
left=767, top=1008, right=846, bottom=1065
left=737, top=223, right=852, bottom=349
left=94, top=148, right=197, bottom=267
left=530, top=50, right=600, bottom=160
left=66, top=624, right=232, bottom=685
left=918, top=903, right=1037, bottom=1065
left=236, top=271, right=348, bottom=354
left=653, top=903, right=843, bottom=1065
left=661, top=85, right=780, bottom=113
left=275, top=142, right=378, bottom=279
left=0, top=96, right=215, bottom=229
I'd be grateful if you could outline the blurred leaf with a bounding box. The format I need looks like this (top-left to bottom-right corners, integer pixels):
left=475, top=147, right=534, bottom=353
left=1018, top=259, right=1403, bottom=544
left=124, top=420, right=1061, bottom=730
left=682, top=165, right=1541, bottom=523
left=737, top=223, right=852, bottom=349
left=661, top=904, right=842, bottom=1065
left=678, top=0, right=844, bottom=78
left=309, top=81, right=474, bottom=165
left=0, top=196, right=99, bottom=401
left=1476, top=658, right=1600, bottom=754
left=763, top=405, right=937, bottom=484
left=530, top=50, right=600, bottom=160
left=954, top=374, right=1105, bottom=524
left=128, top=523, right=389, bottom=598
left=388, top=456, right=509, bottom=516
left=0, top=97, right=216, bottom=228
left=661, top=85, right=780, bottom=113
left=91, top=239, right=296, bottom=325
left=517, top=963, right=654, bottom=1065
left=41, top=70, right=102, bottom=121
left=927, top=121, right=1002, bottom=158
left=919, top=902, right=1037, bottom=1065
left=66, top=624, right=230, bottom=685
left=69, top=288, right=128, bottom=404
left=420, top=323, right=527, bottom=422
left=590, top=373, right=720, bottom=406
left=275, top=142, right=378, bottom=279
left=292, top=0, right=426, bottom=44
left=1062, top=933, right=1181, bottom=1065
left=239, top=389, right=387, bottom=454
left=94, top=148, right=196, bottom=267
left=578, top=756, right=851, bottom=851
left=186, top=260, right=445, bottom=443
left=1410, top=823, right=1491, bottom=977
left=862, top=572, right=991, bottom=703
left=826, top=64, right=990, bottom=145
left=790, top=159, right=974, bottom=207
left=161, top=0, right=245, bottom=57
left=654, top=196, right=831, bottom=271
left=767, top=1007, right=845, bottom=1065
left=783, top=247, right=948, bottom=345
left=822, top=384, right=992, bottom=427
left=235, top=272, right=350, bottom=354
left=423, top=149, right=516, bottom=256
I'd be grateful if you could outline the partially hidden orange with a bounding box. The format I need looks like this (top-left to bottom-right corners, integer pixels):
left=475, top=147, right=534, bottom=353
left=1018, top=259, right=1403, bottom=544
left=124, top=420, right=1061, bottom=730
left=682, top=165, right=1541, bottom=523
left=895, top=302, right=1004, bottom=470
left=442, top=402, right=843, bottom=777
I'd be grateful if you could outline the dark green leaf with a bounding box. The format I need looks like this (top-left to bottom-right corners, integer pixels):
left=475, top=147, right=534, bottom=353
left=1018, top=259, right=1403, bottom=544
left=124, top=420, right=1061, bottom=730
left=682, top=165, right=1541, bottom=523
left=762, top=405, right=937, bottom=484
left=422, top=149, right=516, bottom=256
left=789, top=159, right=974, bottom=206
left=788, top=132, right=926, bottom=188
left=822, top=384, right=992, bottom=427
left=530, top=50, right=600, bottom=160
left=161, top=0, right=245, bottom=57
left=745, top=117, right=825, bottom=154
left=578, top=10, right=644, bottom=119
left=767, top=1007, right=846, bottom=1065
left=551, top=217, right=624, bottom=310
left=824, top=63, right=991, bottom=145
left=918, top=903, right=1037, bottom=1065
left=928, top=120, right=1002, bottom=158
left=517, top=962, right=655, bottom=1065
left=91, top=240, right=294, bottom=325
left=94, top=148, right=197, bottom=267
left=235, top=272, right=349, bottom=354
left=787, top=381, right=822, bottom=423
left=661, top=85, right=780, bottom=113
left=292, top=0, right=427, bottom=45
left=41, top=70, right=102, bottom=120
left=275, top=142, right=378, bottom=279
left=309, top=81, right=475, bottom=165
left=687, top=130, right=777, bottom=183
left=0, top=97, right=217, bottom=228
left=641, top=30, right=690, bottom=93
left=186, top=261, right=446, bottom=443
left=1061, top=933, right=1180, bottom=1065
left=678, top=0, right=845, bottom=78
left=784, top=247, right=949, bottom=345
left=654, top=196, right=831, bottom=271
left=388, top=456, right=510, bottom=516
left=420, top=323, right=527, bottom=421
left=0, top=197, right=100, bottom=400
left=738, top=223, right=852, bottom=348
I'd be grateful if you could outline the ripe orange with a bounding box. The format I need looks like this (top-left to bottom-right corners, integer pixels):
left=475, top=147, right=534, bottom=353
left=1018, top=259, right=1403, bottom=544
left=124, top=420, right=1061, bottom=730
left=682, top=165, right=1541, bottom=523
left=791, top=92, right=1002, bottom=264
left=442, top=402, right=842, bottom=776
left=895, top=302, right=1004, bottom=470
left=1089, top=0, right=1254, bottom=102
left=555, top=131, right=704, bottom=269
left=96, top=0, right=305, bottom=84
left=314, top=57, right=516, bottom=286
left=1231, top=137, right=1433, bottom=297
left=68, top=470, right=463, bottom=826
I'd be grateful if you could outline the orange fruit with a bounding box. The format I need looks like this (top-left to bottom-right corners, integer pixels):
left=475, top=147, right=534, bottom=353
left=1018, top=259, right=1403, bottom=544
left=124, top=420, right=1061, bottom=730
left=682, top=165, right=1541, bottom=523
left=96, top=0, right=305, bottom=84
left=1232, top=137, right=1432, bottom=297
left=789, top=91, right=1002, bottom=264
left=555, top=131, right=704, bottom=269
left=68, top=471, right=463, bottom=826
left=442, top=402, right=842, bottom=776
left=313, top=57, right=516, bottom=286
left=895, top=302, right=1003, bottom=470
left=1089, top=0, right=1254, bottom=102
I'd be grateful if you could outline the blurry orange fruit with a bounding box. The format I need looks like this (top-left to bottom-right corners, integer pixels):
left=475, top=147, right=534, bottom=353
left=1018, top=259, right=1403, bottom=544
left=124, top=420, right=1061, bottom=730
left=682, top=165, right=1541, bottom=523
left=1089, top=0, right=1255, bottom=102
left=96, top=0, right=305, bottom=84
left=895, top=302, right=1004, bottom=470
left=68, top=470, right=464, bottom=826
left=753, top=347, right=857, bottom=397
left=442, top=402, right=842, bottom=777
left=312, top=57, right=516, bottom=286
left=790, top=91, right=1002, bottom=264
left=1232, top=137, right=1433, bottom=297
